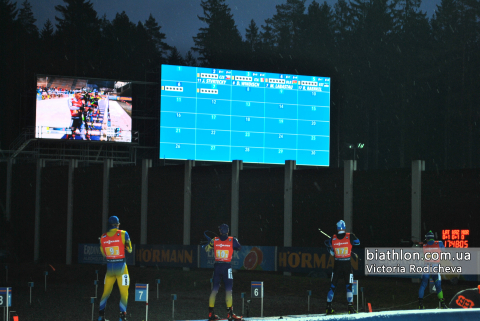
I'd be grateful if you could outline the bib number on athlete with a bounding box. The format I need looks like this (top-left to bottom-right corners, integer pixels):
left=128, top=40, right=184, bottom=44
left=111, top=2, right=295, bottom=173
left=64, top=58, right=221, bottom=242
left=106, top=246, right=120, bottom=255
left=335, top=247, right=349, bottom=255
left=215, top=250, right=229, bottom=259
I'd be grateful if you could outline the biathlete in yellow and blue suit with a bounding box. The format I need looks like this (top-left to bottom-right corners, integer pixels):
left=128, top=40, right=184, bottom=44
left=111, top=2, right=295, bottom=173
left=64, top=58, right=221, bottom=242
left=98, top=216, right=132, bottom=321
left=205, top=224, right=243, bottom=321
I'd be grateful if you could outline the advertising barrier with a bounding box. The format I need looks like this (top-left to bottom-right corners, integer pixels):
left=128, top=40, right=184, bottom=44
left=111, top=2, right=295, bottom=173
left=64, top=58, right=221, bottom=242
left=135, top=244, right=197, bottom=268
left=276, top=247, right=364, bottom=275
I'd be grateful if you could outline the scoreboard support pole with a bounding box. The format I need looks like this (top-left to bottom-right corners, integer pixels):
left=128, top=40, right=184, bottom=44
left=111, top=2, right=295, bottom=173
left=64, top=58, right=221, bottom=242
left=141, top=159, right=152, bottom=245
left=343, top=160, right=356, bottom=233
left=5, top=158, right=13, bottom=222
left=34, top=159, right=45, bottom=262
left=183, top=160, right=194, bottom=271
left=102, top=159, right=113, bottom=232
left=231, top=160, right=243, bottom=239
left=284, top=160, right=296, bottom=276
left=411, top=160, right=424, bottom=244
left=66, top=159, right=78, bottom=265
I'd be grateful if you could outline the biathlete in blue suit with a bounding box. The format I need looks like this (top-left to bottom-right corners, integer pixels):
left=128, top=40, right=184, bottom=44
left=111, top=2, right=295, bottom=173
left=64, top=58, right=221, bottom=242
left=324, top=220, right=360, bottom=315
left=418, top=230, right=449, bottom=309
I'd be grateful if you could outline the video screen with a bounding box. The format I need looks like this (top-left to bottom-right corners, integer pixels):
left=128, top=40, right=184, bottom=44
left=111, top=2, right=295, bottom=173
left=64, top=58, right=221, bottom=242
left=35, top=75, right=132, bottom=142
left=160, top=65, right=330, bottom=166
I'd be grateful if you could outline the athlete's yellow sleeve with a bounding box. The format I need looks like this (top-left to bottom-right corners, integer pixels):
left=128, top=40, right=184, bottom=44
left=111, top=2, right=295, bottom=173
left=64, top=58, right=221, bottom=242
left=122, top=230, right=133, bottom=253
left=205, top=239, right=214, bottom=252
left=99, top=238, right=105, bottom=257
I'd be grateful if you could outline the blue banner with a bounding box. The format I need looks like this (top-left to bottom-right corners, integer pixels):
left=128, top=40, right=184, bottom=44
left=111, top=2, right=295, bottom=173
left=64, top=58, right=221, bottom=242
left=78, top=243, right=135, bottom=265
left=135, top=244, right=197, bottom=268
left=199, top=245, right=276, bottom=271
left=276, top=247, right=364, bottom=275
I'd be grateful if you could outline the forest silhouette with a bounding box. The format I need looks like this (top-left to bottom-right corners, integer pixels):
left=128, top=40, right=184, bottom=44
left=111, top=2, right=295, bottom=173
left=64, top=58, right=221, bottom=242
left=1, top=0, right=479, bottom=170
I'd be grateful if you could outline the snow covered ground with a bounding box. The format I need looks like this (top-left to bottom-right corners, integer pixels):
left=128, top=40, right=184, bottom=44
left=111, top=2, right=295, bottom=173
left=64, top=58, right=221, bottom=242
left=180, top=309, right=480, bottom=321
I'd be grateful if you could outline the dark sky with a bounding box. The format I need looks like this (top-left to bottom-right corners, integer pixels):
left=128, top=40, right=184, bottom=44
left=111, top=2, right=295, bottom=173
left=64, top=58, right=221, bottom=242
left=29, top=0, right=441, bottom=55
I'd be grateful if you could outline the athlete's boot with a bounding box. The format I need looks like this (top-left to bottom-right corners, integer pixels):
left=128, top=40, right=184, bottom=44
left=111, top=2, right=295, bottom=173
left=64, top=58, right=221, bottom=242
left=208, top=307, right=219, bottom=320
left=347, top=303, right=357, bottom=314
left=418, top=298, right=425, bottom=309
left=326, top=302, right=334, bottom=315
left=97, top=310, right=105, bottom=321
left=439, top=298, right=449, bottom=309
left=119, top=311, right=127, bottom=321
left=227, top=307, right=242, bottom=321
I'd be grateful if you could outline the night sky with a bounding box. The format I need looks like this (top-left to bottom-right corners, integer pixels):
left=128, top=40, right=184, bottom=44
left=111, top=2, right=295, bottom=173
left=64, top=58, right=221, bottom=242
left=29, top=0, right=442, bottom=55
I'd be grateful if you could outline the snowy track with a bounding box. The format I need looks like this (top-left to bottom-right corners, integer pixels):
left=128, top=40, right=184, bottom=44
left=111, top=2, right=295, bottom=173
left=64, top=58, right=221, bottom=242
left=178, top=308, right=480, bottom=321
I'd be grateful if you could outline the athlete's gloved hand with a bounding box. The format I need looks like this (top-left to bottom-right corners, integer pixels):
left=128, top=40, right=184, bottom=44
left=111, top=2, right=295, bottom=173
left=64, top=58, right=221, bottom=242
left=205, top=239, right=214, bottom=252
left=125, top=240, right=133, bottom=253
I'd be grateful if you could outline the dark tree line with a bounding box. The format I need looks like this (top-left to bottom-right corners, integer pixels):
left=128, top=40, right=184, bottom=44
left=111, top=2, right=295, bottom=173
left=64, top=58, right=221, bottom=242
left=1, top=0, right=479, bottom=170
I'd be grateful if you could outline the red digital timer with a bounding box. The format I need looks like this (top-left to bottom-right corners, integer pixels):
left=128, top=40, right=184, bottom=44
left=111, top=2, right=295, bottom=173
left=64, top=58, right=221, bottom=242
left=442, top=229, right=469, bottom=248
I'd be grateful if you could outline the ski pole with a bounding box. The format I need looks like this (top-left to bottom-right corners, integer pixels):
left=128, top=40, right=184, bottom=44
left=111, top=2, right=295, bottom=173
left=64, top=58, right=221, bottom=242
left=318, top=228, right=330, bottom=238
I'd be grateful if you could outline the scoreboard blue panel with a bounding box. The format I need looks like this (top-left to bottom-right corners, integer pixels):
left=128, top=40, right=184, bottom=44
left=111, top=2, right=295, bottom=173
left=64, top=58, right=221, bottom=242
left=160, top=65, right=330, bottom=166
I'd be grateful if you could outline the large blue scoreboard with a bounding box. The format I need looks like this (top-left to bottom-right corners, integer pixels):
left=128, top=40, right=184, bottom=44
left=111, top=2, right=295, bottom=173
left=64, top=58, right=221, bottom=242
left=160, top=65, right=330, bottom=166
